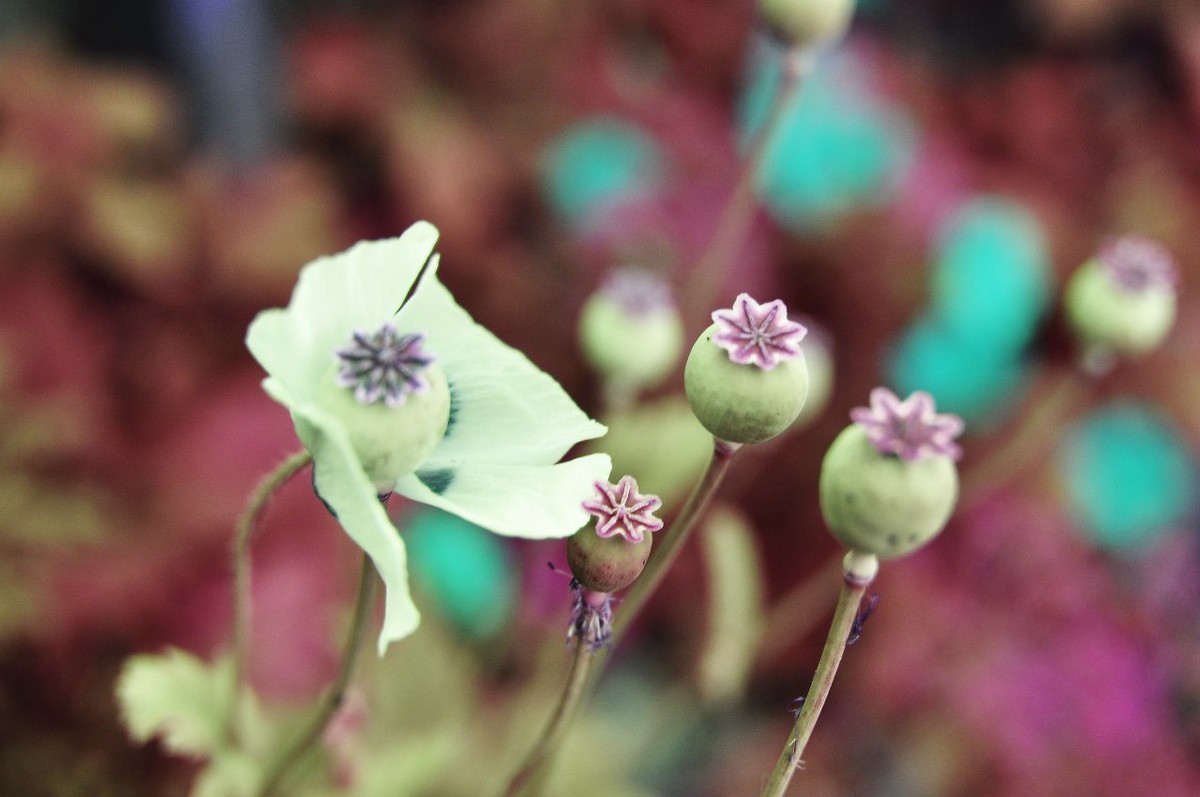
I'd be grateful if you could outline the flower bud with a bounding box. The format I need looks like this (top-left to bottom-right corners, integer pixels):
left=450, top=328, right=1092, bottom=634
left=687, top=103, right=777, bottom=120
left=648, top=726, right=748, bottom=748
left=819, top=388, right=962, bottom=559
left=684, top=295, right=809, bottom=444
left=760, top=0, right=855, bottom=49
left=570, top=475, right=663, bottom=592
left=567, top=528, right=653, bottom=593
left=578, top=268, right=683, bottom=391
left=1065, top=236, right=1177, bottom=359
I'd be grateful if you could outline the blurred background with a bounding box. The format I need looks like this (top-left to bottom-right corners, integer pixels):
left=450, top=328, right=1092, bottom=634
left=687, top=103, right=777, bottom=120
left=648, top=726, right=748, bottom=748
left=1, top=0, right=1199, bottom=795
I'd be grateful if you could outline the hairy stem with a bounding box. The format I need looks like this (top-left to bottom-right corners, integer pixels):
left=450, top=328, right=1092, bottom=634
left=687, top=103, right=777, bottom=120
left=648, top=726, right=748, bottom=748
left=759, top=555, right=875, bottom=797
left=502, top=642, right=596, bottom=797
left=258, top=553, right=376, bottom=797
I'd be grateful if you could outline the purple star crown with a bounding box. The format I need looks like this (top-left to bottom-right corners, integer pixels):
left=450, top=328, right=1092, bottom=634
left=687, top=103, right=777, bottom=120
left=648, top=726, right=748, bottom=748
left=850, top=388, right=964, bottom=462
left=1098, top=235, right=1177, bottom=294
left=581, top=475, right=664, bottom=544
left=711, top=293, right=807, bottom=371
left=334, top=324, right=436, bottom=407
left=600, top=267, right=677, bottom=317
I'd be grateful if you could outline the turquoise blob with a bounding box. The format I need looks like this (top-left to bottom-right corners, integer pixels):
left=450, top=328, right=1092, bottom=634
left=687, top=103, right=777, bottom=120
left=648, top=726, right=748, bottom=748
left=887, top=315, right=1029, bottom=426
left=1060, top=403, right=1196, bottom=551
left=930, top=198, right=1051, bottom=354
left=403, top=508, right=516, bottom=640
left=740, top=39, right=914, bottom=230
left=539, top=117, right=664, bottom=225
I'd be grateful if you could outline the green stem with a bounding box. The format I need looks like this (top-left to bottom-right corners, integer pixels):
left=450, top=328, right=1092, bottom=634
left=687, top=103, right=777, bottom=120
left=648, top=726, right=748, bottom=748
left=502, top=641, right=596, bottom=797
left=496, top=439, right=740, bottom=797
left=611, top=437, right=741, bottom=643
left=231, top=450, right=313, bottom=729
left=680, top=45, right=813, bottom=320
left=258, top=553, right=377, bottom=797
left=958, top=369, right=1087, bottom=510
left=759, top=553, right=875, bottom=797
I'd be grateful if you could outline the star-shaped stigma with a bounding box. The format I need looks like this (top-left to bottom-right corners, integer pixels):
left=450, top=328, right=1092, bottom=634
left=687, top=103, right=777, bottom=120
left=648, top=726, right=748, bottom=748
left=581, top=475, right=663, bottom=543
left=1099, top=236, right=1177, bottom=294
left=601, top=267, right=676, bottom=316
left=334, top=323, right=436, bottom=407
left=711, top=293, right=807, bottom=370
left=850, top=388, right=964, bottom=462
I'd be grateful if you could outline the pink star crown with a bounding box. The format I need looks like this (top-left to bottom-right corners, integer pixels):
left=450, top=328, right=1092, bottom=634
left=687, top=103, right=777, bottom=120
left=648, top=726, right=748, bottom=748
left=1098, top=235, right=1177, bottom=293
left=711, top=293, right=807, bottom=370
left=850, top=387, right=964, bottom=462
left=581, top=475, right=664, bottom=544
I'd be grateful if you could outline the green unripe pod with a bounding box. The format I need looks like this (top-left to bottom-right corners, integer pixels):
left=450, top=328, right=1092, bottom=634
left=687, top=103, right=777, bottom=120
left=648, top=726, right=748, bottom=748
left=761, top=0, right=855, bottom=49
left=314, top=361, right=451, bottom=489
left=1065, top=257, right=1176, bottom=357
left=567, top=527, right=653, bottom=593
left=578, top=290, right=683, bottom=390
left=684, top=323, right=809, bottom=444
left=819, top=424, right=958, bottom=559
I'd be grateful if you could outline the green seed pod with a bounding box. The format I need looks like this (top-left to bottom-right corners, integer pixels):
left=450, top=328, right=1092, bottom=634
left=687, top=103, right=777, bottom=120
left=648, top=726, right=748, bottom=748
left=760, top=0, right=855, bottom=49
left=314, top=361, right=451, bottom=488
left=819, top=424, right=958, bottom=559
left=1065, top=257, right=1176, bottom=357
left=578, top=286, right=683, bottom=391
left=684, top=324, right=809, bottom=444
left=567, top=527, right=653, bottom=593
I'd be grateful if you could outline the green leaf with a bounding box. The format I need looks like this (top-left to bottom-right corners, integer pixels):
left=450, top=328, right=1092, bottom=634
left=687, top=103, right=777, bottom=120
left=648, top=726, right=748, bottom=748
left=116, top=649, right=235, bottom=758
left=696, top=506, right=766, bottom=704
left=191, top=751, right=263, bottom=797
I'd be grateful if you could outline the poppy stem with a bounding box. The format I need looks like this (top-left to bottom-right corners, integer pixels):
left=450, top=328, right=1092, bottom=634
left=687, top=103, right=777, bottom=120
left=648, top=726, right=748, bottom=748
left=258, top=552, right=376, bottom=797
left=501, top=642, right=596, bottom=797
left=759, top=551, right=877, bottom=797
left=230, top=449, right=313, bottom=738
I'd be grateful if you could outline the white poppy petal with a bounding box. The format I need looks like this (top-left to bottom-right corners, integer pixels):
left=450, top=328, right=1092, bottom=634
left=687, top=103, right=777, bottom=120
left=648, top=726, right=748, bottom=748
left=396, top=263, right=606, bottom=465
left=285, top=399, right=422, bottom=655
left=393, top=453, right=613, bottom=540
left=246, top=223, right=440, bottom=400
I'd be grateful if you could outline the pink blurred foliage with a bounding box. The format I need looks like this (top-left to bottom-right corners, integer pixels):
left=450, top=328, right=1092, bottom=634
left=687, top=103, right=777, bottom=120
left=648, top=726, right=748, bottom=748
left=852, top=493, right=1200, bottom=796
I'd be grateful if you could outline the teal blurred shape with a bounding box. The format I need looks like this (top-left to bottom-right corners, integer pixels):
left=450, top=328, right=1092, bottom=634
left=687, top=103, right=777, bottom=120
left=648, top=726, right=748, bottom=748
left=887, top=315, right=1030, bottom=426
left=539, top=117, right=664, bottom=224
left=403, top=508, right=516, bottom=640
left=930, top=198, right=1051, bottom=354
left=1060, top=402, right=1196, bottom=551
left=740, top=38, right=914, bottom=230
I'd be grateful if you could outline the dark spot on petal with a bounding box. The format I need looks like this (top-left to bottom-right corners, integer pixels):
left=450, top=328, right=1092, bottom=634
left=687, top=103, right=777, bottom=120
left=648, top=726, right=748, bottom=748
left=416, top=467, right=455, bottom=495
left=887, top=533, right=899, bottom=546
left=312, top=468, right=338, bottom=519
left=444, top=381, right=460, bottom=436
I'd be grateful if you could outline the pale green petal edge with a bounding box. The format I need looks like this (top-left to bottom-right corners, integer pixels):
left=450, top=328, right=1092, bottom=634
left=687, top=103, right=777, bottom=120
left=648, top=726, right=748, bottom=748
left=394, top=453, right=612, bottom=540
left=398, top=259, right=607, bottom=466
left=246, top=223, right=440, bottom=403
left=263, top=380, right=420, bottom=656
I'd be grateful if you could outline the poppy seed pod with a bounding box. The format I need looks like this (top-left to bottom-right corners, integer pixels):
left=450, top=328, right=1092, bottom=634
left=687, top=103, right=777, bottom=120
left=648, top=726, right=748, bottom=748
left=819, top=389, right=962, bottom=559
left=1065, top=236, right=1177, bottom=359
left=760, top=0, right=855, bottom=49
left=684, top=294, right=809, bottom=445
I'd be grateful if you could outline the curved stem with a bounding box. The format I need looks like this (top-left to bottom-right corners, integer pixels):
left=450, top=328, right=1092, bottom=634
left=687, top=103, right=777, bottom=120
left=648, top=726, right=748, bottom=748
left=958, top=370, right=1088, bottom=510
left=680, top=45, right=813, bottom=320
left=502, top=642, right=596, bottom=797
left=759, top=556, right=874, bottom=797
left=231, top=450, right=313, bottom=723
left=755, top=553, right=843, bottom=667
left=258, top=553, right=377, bottom=797
left=611, top=438, right=741, bottom=643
